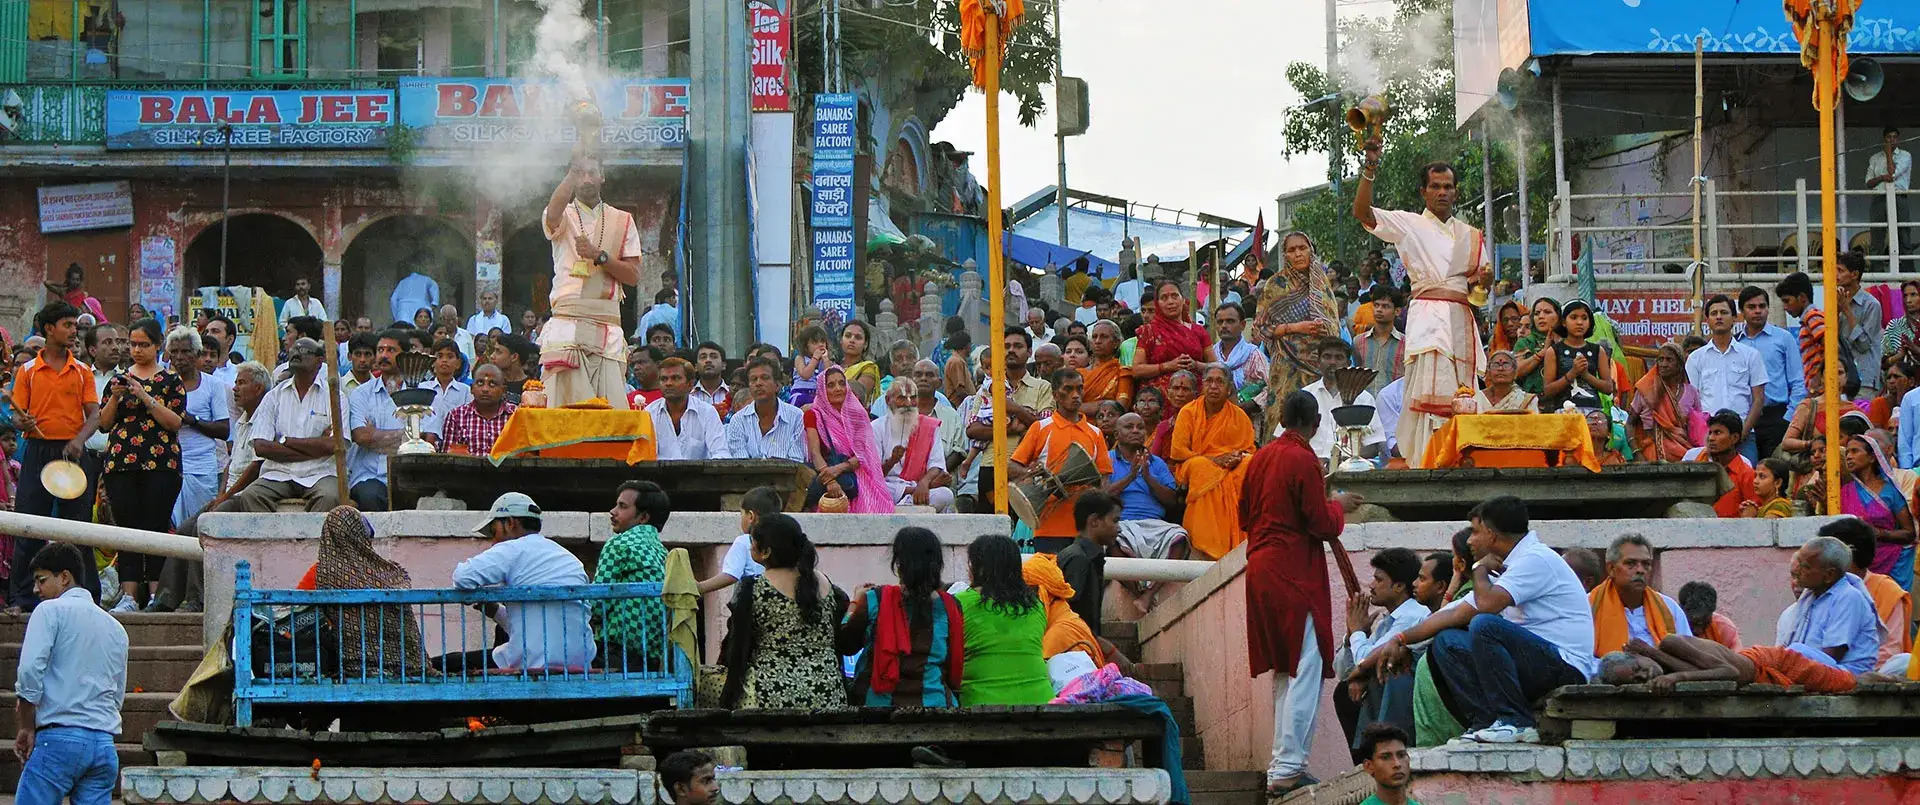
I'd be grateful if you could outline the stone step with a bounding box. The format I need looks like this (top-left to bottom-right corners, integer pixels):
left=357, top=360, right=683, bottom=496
left=0, top=644, right=201, bottom=692
left=0, top=692, right=175, bottom=745
left=1131, top=662, right=1183, bottom=682
left=1163, top=696, right=1195, bottom=734
left=1146, top=675, right=1182, bottom=701
left=1185, top=770, right=1266, bottom=805
left=0, top=612, right=202, bottom=648
left=0, top=742, right=152, bottom=795
left=1180, top=736, right=1204, bottom=770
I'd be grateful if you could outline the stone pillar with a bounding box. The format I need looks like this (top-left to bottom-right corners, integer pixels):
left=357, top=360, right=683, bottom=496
left=640, top=0, right=673, bottom=78
left=475, top=205, right=503, bottom=304
left=919, top=279, right=944, bottom=356
left=873, top=298, right=901, bottom=355
left=320, top=193, right=344, bottom=318
left=957, top=265, right=985, bottom=349
left=1038, top=263, right=1065, bottom=312
left=687, top=0, right=753, bottom=348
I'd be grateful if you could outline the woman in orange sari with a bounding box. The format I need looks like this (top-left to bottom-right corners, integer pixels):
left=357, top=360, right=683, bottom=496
left=1170, top=366, right=1255, bottom=559
left=1078, top=320, right=1135, bottom=414
left=1629, top=341, right=1703, bottom=463
left=1132, top=279, right=1218, bottom=392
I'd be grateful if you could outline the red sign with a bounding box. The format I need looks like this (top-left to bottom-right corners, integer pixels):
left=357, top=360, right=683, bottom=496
left=749, top=1, right=792, bottom=112
left=1594, top=289, right=1710, bottom=347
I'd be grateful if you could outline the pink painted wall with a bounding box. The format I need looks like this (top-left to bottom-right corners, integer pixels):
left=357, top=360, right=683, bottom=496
left=1140, top=544, right=1816, bottom=780
left=1410, top=774, right=1920, bottom=804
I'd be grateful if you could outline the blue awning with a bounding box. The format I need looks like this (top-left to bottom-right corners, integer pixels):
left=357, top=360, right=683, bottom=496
left=1003, top=232, right=1119, bottom=278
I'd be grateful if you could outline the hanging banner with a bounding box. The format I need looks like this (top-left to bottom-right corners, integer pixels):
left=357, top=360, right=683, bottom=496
left=104, top=89, right=394, bottom=150
left=810, top=93, right=859, bottom=325
left=138, top=236, right=179, bottom=320
left=749, top=1, right=792, bottom=112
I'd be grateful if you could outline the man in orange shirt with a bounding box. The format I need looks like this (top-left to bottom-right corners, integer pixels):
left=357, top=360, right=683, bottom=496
left=1011, top=369, right=1115, bottom=553
left=1684, top=411, right=1757, bottom=518
left=9, top=300, right=102, bottom=610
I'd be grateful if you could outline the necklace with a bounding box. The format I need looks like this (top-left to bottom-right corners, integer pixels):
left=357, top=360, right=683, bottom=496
left=567, top=201, right=607, bottom=278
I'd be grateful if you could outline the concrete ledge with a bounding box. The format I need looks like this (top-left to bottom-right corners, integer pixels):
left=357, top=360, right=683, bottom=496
left=714, top=768, right=1173, bottom=804
left=199, top=511, right=1010, bottom=547
left=122, top=767, right=651, bottom=804
left=1339, top=515, right=1844, bottom=552
left=1403, top=738, right=1920, bottom=781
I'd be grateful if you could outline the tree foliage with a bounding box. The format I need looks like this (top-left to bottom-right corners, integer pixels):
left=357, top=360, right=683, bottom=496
left=1278, top=0, right=1568, bottom=277
left=792, top=0, right=1058, bottom=139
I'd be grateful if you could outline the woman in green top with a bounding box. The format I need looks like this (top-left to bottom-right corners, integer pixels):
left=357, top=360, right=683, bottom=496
left=954, top=534, right=1055, bottom=705
left=1411, top=530, right=1474, bottom=747
left=1511, top=296, right=1560, bottom=395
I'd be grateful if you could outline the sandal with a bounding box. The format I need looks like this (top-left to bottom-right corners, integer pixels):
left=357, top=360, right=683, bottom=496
left=1264, top=773, right=1318, bottom=798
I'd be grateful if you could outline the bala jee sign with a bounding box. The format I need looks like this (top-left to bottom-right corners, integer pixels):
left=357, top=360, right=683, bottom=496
left=104, top=90, right=393, bottom=150
left=810, top=93, right=858, bottom=324
left=749, top=1, right=792, bottom=112
left=398, top=79, right=689, bottom=149
left=38, top=181, right=134, bottom=233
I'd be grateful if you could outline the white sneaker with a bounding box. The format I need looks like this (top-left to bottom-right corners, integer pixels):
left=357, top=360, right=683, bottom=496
left=1469, top=722, right=1541, bottom=744
left=1444, top=733, right=1480, bottom=746
left=110, top=596, right=138, bottom=613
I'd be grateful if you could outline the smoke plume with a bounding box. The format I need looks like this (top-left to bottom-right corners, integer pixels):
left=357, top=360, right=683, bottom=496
left=1337, top=7, right=1452, bottom=95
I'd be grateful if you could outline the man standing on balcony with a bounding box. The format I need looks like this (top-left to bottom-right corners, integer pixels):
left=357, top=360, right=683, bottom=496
left=1867, top=126, right=1912, bottom=270
left=1351, top=137, right=1490, bottom=468
left=540, top=148, right=642, bottom=408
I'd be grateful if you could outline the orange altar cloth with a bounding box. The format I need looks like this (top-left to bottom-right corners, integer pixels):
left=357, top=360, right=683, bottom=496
left=1422, top=413, right=1602, bottom=473
left=488, top=407, right=658, bottom=465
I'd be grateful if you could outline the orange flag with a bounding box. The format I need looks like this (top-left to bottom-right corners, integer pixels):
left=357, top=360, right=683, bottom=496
left=960, top=0, right=1026, bottom=88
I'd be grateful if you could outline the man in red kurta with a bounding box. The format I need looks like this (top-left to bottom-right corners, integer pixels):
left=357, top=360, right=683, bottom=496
left=1240, top=390, right=1360, bottom=794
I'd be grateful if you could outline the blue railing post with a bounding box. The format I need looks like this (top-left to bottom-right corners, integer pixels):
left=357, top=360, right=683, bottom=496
left=231, top=560, right=254, bottom=728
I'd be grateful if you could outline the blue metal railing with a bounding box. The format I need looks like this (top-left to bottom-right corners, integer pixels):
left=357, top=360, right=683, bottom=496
left=231, top=560, right=694, bottom=727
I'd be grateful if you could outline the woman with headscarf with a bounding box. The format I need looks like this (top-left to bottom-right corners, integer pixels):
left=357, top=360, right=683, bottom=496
left=1132, top=279, right=1219, bottom=392
left=1841, top=433, right=1916, bottom=589
left=1021, top=553, right=1104, bottom=665
left=314, top=506, right=430, bottom=679
left=804, top=365, right=896, bottom=514
left=1488, top=299, right=1527, bottom=357
left=1254, top=232, right=1341, bottom=415
left=1512, top=297, right=1561, bottom=396
left=1630, top=340, right=1704, bottom=463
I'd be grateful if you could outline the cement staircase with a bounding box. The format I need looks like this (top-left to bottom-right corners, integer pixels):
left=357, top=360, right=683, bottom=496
left=1104, top=620, right=1265, bottom=805
left=0, top=611, right=203, bottom=793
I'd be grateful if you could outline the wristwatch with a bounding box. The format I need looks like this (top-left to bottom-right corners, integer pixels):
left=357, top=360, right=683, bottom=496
left=594, top=250, right=610, bottom=266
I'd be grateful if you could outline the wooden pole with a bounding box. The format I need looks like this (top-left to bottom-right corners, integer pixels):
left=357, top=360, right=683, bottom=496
left=1691, top=35, right=1705, bottom=335
left=1817, top=19, right=1842, bottom=517
left=985, top=13, right=1010, bottom=516
left=1187, top=241, right=1198, bottom=321
left=322, top=319, right=351, bottom=508
left=1209, top=224, right=1222, bottom=342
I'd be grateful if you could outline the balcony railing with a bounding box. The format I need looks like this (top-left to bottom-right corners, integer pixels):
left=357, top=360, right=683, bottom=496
left=1549, top=179, right=1920, bottom=283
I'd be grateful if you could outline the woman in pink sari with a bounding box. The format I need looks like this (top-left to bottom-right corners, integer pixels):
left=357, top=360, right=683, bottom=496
left=1131, top=279, right=1218, bottom=392
left=1841, top=433, right=1915, bottom=588
left=805, top=365, right=896, bottom=514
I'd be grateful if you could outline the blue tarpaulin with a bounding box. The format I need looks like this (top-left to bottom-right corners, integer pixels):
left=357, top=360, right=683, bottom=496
left=1003, top=233, right=1119, bottom=278
left=1526, top=0, right=1920, bottom=56
left=1010, top=205, right=1248, bottom=279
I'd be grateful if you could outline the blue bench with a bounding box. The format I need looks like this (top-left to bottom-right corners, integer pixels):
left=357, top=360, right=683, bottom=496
left=230, top=560, right=694, bottom=727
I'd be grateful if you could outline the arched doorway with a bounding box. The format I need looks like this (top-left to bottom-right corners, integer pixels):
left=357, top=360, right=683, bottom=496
left=183, top=214, right=323, bottom=301
left=341, top=216, right=473, bottom=326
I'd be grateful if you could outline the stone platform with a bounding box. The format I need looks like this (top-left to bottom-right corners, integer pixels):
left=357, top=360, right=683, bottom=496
left=1279, top=738, right=1920, bottom=805
left=390, top=455, right=808, bottom=512
left=122, top=767, right=1174, bottom=805
left=1330, top=463, right=1726, bottom=521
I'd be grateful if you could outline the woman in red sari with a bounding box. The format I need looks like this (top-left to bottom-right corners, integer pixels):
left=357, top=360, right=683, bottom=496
left=1131, top=279, right=1218, bottom=391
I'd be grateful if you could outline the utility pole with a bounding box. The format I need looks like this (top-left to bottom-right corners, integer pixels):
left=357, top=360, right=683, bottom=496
left=1054, top=0, right=1068, bottom=247
left=1325, top=0, right=1341, bottom=263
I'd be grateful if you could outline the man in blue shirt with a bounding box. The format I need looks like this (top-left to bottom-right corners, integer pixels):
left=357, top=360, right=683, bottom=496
left=1781, top=535, right=1882, bottom=674
left=1733, top=286, right=1805, bottom=459
left=14, top=543, right=127, bottom=805
left=1103, top=413, right=1187, bottom=563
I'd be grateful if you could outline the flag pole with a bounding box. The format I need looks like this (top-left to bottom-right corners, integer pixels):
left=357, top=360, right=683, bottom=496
left=985, top=10, right=1010, bottom=516
left=1816, top=14, right=1842, bottom=517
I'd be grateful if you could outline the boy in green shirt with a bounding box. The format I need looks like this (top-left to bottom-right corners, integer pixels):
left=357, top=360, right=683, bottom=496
left=1357, top=723, right=1419, bottom=805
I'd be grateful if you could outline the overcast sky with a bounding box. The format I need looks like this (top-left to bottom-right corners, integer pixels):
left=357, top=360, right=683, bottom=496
left=932, top=0, right=1344, bottom=231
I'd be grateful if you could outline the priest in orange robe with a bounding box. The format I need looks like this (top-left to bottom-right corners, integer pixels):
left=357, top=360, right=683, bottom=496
left=1170, top=365, right=1255, bottom=559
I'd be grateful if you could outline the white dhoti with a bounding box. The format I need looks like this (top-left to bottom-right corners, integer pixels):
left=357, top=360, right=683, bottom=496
left=1117, top=518, right=1188, bottom=560
left=885, top=477, right=956, bottom=512
left=1363, top=207, right=1489, bottom=468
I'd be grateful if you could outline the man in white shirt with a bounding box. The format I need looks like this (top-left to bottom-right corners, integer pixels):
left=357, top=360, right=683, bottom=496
left=1364, top=496, right=1595, bottom=745
left=1024, top=307, right=1055, bottom=345
left=647, top=357, right=727, bottom=460
left=1685, top=294, right=1768, bottom=463
left=278, top=276, right=327, bottom=327
left=1288, top=338, right=1384, bottom=465
left=205, top=316, right=240, bottom=385
left=724, top=357, right=807, bottom=462
left=872, top=378, right=954, bottom=511
left=390, top=265, right=441, bottom=326
left=1587, top=534, right=1692, bottom=657
left=1376, top=377, right=1404, bottom=461
left=911, top=359, right=967, bottom=470
left=1868, top=126, right=1913, bottom=269
left=465, top=290, right=514, bottom=338
left=13, top=543, right=128, bottom=805
left=452, top=493, right=595, bottom=671
left=690, top=342, right=732, bottom=418
left=210, top=339, right=340, bottom=512
left=436, top=304, right=476, bottom=360
left=1333, top=547, right=1431, bottom=763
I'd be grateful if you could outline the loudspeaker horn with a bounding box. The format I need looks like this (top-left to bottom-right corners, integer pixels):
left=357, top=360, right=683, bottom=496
left=1007, top=443, right=1103, bottom=527
left=1495, top=68, right=1524, bottom=110
left=1845, top=58, right=1883, bottom=103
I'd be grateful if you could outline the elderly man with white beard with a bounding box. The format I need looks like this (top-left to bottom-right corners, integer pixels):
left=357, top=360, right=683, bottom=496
left=872, top=377, right=955, bottom=511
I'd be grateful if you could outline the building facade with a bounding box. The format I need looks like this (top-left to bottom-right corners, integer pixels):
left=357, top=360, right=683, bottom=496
left=1, top=0, right=691, bottom=334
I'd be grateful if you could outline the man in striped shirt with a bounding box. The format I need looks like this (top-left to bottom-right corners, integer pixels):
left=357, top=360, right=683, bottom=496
left=1775, top=272, right=1832, bottom=394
